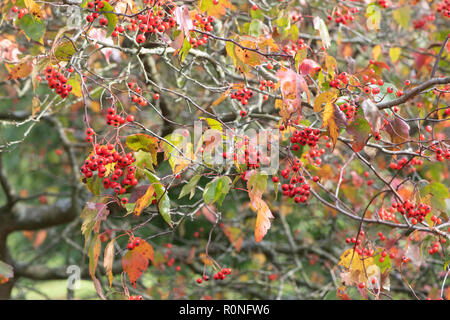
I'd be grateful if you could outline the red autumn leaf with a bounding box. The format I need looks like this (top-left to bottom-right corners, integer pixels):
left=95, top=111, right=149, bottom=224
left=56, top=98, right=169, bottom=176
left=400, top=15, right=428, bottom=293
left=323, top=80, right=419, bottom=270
left=122, top=238, right=154, bottom=288
left=276, top=68, right=309, bottom=110
left=298, top=58, right=320, bottom=75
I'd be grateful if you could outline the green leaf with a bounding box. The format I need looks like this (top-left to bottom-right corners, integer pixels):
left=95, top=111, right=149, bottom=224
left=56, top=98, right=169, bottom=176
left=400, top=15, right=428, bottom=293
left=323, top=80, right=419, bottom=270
left=203, top=176, right=232, bottom=206
left=86, top=176, right=101, bottom=196
left=248, top=171, right=267, bottom=195
left=88, top=234, right=101, bottom=279
left=135, top=149, right=154, bottom=175
left=144, top=171, right=172, bottom=227
left=420, top=182, right=449, bottom=212
left=17, top=14, right=45, bottom=43
left=373, top=251, right=391, bottom=273
left=179, top=37, right=192, bottom=63
left=54, top=40, right=76, bottom=62
left=250, top=8, right=264, bottom=20
left=98, top=1, right=118, bottom=37
left=346, top=117, right=371, bottom=152
left=179, top=174, right=201, bottom=199
left=287, top=24, right=299, bottom=41
left=393, top=6, right=411, bottom=29
left=248, top=19, right=263, bottom=36
left=126, top=133, right=159, bottom=165
left=371, top=82, right=397, bottom=104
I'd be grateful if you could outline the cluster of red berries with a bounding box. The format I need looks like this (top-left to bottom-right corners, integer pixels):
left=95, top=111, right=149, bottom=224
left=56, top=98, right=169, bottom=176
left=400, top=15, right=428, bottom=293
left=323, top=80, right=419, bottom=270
left=282, top=179, right=311, bottom=203
left=282, top=39, right=308, bottom=55
left=223, top=137, right=271, bottom=170
left=10, top=6, right=27, bottom=19
left=327, top=7, right=359, bottom=24
left=436, top=0, right=450, bottom=18
left=196, top=268, right=232, bottom=284
left=413, top=14, right=435, bottom=29
left=259, top=79, right=276, bottom=92
left=86, top=0, right=114, bottom=24
left=330, top=71, right=352, bottom=89
left=128, top=82, right=147, bottom=107
left=276, top=166, right=312, bottom=202
left=378, top=0, right=390, bottom=8
left=430, top=144, right=450, bottom=162
left=105, top=107, right=132, bottom=127
left=230, top=87, right=254, bottom=106
left=428, top=241, right=443, bottom=255
left=389, top=157, right=423, bottom=171
left=193, top=13, right=214, bottom=31
left=290, top=127, right=321, bottom=149
left=189, top=14, right=214, bottom=48
left=363, top=85, right=380, bottom=95
left=127, top=237, right=141, bottom=250
left=392, top=200, right=431, bottom=225
left=339, top=101, right=357, bottom=119
left=305, top=147, right=325, bottom=166
left=80, top=144, right=138, bottom=195
left=43, top=66, right=73, bottom=99
left=134, top=9, right=177, bottom=44
left=128, top=295, right=144, bottom=300
left=111, top=25, right=126, bottom=37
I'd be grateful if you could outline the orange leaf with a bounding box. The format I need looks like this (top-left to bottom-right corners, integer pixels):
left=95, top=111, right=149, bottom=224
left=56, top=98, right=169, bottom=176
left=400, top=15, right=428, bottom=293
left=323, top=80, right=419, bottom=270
left=252, top=196, right=273, bottom=243
left=122, top=238, right=154, bottom=288
left=134, top=185, right=155, bottom=216
left=322, top=102, right=339, bottom=146
left=198, top=0, right=235, bottom=18
left=5, top=59, right=34, bottom=80
left=33, top=230, right=47, bottom=248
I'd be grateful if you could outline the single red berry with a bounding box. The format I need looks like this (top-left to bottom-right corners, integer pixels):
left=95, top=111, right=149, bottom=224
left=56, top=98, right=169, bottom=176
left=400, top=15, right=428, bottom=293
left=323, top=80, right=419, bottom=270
left=136, top=34, right=146, bottom=44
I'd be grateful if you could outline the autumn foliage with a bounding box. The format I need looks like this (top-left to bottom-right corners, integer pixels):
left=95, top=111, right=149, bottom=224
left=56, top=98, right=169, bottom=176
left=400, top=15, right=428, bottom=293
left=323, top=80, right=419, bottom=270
left=0, top=0, right=449, bottom=300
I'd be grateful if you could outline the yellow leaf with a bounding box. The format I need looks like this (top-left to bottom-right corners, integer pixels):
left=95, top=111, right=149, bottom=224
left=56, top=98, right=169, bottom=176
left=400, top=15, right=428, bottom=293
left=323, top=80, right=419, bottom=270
left=338, top=248, right=374, bottom=273
left=325, top=55, right=337, bottom=76
left=103, top=239, right=115, bottom=287
left=389, top=47, right=401, bottom=63
left=372, top=45, right=382, bottom=61
left=199, top=252, right=213, bottom=266
left=235, top=40, right=263, bottom=67
left=322, top=102, right=339, bottom=146
left=313, top=88, right=339, bottom=112
left=32, top=96, right=40, bottom=117
left=134, top=185, right=155, bottom=216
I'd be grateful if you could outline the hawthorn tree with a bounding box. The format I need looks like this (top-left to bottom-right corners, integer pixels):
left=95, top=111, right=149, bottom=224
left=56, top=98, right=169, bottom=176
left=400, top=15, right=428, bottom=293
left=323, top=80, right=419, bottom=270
left=0, top=0, right=449, bottom=300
